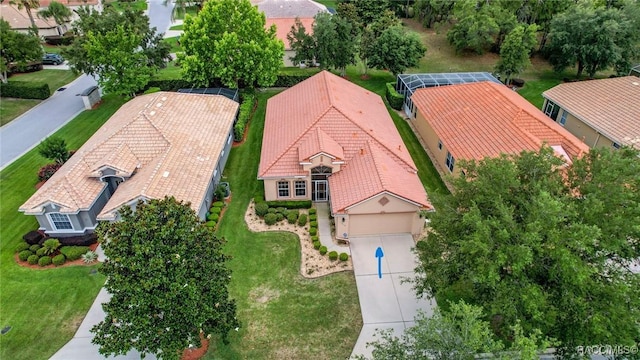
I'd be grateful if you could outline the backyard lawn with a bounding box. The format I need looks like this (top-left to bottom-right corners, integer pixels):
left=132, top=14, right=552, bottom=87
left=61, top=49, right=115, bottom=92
left=0, top=95, right=125, bottom=360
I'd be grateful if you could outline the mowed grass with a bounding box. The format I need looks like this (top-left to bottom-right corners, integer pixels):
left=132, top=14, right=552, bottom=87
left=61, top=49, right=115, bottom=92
left=0, top=98, right=40, bottom=126
left=205, top=90, right=361, bottom=359
left=0, top=95, right=126, bottom=360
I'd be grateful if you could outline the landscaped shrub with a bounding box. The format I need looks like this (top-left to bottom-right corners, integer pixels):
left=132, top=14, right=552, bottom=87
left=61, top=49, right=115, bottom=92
left=210, top=207, right=222, bottom=215
left=52, top=254, right=66, bottom=266
left=27, top=255, right=39, bottom=265
left=19, top=250, right=33, bottom=261
left=234, top=94, right=256, bottom=141
left=38, top=256, right=52, bottom=266
left=298, top=214, right=308, bottom=226
left=276, top=207, right=286, bottom=214
left=267, top=207, right=277, bottom=214
left=42, top=238, right=61, bottom=255
left=308, top=208, right=317, bottom=215
left=207, top=213, right=220, bottom=222
left=143, top=87, right=161, bottom=94
left=264, top=213, right=278, bottom=225
left=386, top=82, right=404, bottom=110
left=265, top=200, right=312, bottom=209
left=82, top=250, right=98, bottom=264
left=0, top=81, right=50, bottom=100
left=60, top=246, right=89, bottom=261
left=309, top=214, right=317, bottom=222
left=309, top=221, right=318, bottom=228
left=309, top=228, right=317, bottom=236
left=145, top=79, right=198, bottom=92
left=205, top=221, right=217, bottom=228
left=313, top=241, right=321, bottom=250
left=36, top=247, right=48, bottom=257
left=16, top=242, right=30, bottom=253
left=212, top=201, right=224, bottom=208
left=287, top=212, right=298, bottom=224
left=43, top=34, right=74, bottom=45
left=287, top=208, right=299, bottom=216
left=328, top=251, right=338, bottom=260
left=23, top=230, right=44, bottom=245
left=38, top=163, right=63, bottom=181
left=339, top=253, right=349, bottom=261
left=255, top=202, right=269, bottom=217
left=29, top=244, right=41, bottom=252
left=274, top=72, right=318, bottom=87
left=319, top=246, right=328, bottom=255
left=57, top=233, right=98, bottom=246
left=275, top=213, right=284, bottom=222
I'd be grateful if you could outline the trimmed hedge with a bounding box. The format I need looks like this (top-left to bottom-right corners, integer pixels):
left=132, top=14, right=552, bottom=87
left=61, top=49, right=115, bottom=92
left=275, top=213, right=284, bottom=222
left=19, top=250, right=33, bottom=261
left=15, top=242, right=30, bottom=253
left=386, top=82, right=404, bottom=110
left=234, top=94, right=255, bottom=141
left=319, top=246, right=327, bottom=255
left=0, top=81, right=50, bottom=100
left=273, top=73, right=317, bottom=87
left=255, top=202, right=269, bottom=217
left=313, top=241, right=321, bottom=250
left=29, top=244, right=41, bottom=252
left=287, top=212, right=298, bottom=224
left=212, top=201, right=225, bottom=208
left=265, top=200, right=312, bottom=209
left=44, top=34, right=75, bottom=45
left=36, top=247, right=48, bottom=257
left=297, top=214, right=308, bottom=226
left=60, top=246, right=89, bottom=261
left=145, top=79, right=196, bottom=91
left=311, top=235, right=319, bottom=242
left=309, top=228, right=317, bottom=236
left=38, top=256, right=52, bottom=266
left=264, top=213, right=278, bottom=225
left=52, top=254, right=66, bottom=266
left=210, top=207, right=222, bottom=215
left=308, top=208, right=317, bottom=215
left=339, top=252, right=349, bottom=261
left=309, top=221, right=318, bottom=228
left=328, top=251, right=338, bottom=260
left=27, top=255, right=39, bottom=265
left=207, top=213, right=220, bottom=222
left=206, top=221, right=217, bottom=228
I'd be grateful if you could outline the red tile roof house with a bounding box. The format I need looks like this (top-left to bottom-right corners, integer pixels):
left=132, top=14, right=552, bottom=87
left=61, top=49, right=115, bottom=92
left=258, top=71, right=432, bottom=239
left=254, top=0, right=328, bottom=67
left=542, top=76, right=640, bottom=150
left=20, top=92, right=239, bottom=237
left=410, top=81, right=590, bottom=178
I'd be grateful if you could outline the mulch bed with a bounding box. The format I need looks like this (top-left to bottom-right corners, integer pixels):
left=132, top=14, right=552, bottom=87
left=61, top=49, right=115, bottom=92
left=181, top=333, right=210, bottom=360
left=14, top=242, right=100, bottom=269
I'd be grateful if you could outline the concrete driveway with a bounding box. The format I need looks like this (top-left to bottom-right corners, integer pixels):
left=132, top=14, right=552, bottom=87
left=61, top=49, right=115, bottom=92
left=349, top=234, right=436, bottom=359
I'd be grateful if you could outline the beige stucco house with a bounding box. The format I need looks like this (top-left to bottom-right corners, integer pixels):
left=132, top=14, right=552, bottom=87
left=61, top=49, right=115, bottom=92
left=542, top=76, right=640, bottom=149
left=1, top=4, right=65, bottom=36
left=258, top=71, right=432, bottom=239
left=20, top=92, right=238, bottom=237
left=411, top=81, right=590, bottom=178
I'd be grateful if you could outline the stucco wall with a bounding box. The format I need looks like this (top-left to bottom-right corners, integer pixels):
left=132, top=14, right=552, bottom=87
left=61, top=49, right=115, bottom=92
left=283, top=50, right=296, bottom=67
left=557, top=109, right=615, bottom=148
left=263, top=177, right=312, bottom=201
left=414, top=109, right=463, bottom=177
left=301, top=154, right=342, bottom=173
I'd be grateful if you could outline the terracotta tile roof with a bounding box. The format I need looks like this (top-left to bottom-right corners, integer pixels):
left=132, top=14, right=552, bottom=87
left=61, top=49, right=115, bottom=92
left=298, top=127, right=344, bottom=162
left=20, top=92, right=238, bottom=219
left=1, top=4, right=57, bottom=30
left=329, top=141, right=430, bottom=212
left=543, top=76, right=640, bottom=149
left=265, top=17, right=315, bottom=49
left=411, top=81, right=590, bottom=161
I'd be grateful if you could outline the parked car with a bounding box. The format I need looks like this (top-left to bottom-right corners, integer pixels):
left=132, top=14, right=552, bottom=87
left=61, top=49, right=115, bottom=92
left=42, top=53, right=64, bottom=65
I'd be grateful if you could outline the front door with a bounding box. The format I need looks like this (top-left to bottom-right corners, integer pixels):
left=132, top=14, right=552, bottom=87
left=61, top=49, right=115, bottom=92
left=313, top=180, right=328, bottom=202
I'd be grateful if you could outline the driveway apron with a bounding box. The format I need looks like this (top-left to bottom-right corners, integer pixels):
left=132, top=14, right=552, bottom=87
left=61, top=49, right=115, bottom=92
left=349, top=234, right=436, bottom=359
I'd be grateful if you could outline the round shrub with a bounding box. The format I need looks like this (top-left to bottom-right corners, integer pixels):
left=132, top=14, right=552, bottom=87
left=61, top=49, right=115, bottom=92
left=309, top=228, right=317, bottom=236
left=207, top=213, right=220, bottom=222
left=311, top=235, right=319, bottom=242
left=275, top=213, right=284, bottom=222
left=206, top=221, right=217, bottom=228
left=287, top=212, right=298, bottom=224
left=267, top=207, right=277, bottom=214
left=309, top=221, right=318, bottom=227
left=287, top=209, right=299, bottom=216
left=52, top=254, right=66, bottom=266
left=313, top=241, right=321, bottom=250
left=255, top=202, right=269, bottom=217
left=339, top=253, right=349, bottom=261
left=276, top=207, right=286, bottom=214
left=309, top=208, right=317, bottom=215
left=19, top=250, right=33, bottom=261
left=328, top=251, right=338, bottom=261
left=319, top=246, right=328, bottom=255
left=297, top=214, right=308, bottom=226
left=36, top=247, right=48, bottom=257
left=264, top=213, right=278, bottom=225
left=212, top=201, right=224, bottom=208
left=29, top=244, right=41, bottom=252
left=16, top=242, right=30, bottom=253
left=210, top=207, right=222, bottom=215
left=60, top=246, right=89, bottom=261
left=27, top=255, right=39, bottom=265
left=309, top=214, right=317, bottom=222
left=38, top=256, right=52, bottom=267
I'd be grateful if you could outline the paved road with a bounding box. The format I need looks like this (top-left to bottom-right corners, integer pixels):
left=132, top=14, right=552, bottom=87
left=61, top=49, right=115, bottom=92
left=0, top=74, right=98, bottom=170
left=348, top=234, right=436, bottom=359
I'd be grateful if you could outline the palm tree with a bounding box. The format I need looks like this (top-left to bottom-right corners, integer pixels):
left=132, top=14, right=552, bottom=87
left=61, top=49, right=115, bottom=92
left=38, top=1, right=72, bottom=35
left=1, top=0, right=41, bottom=35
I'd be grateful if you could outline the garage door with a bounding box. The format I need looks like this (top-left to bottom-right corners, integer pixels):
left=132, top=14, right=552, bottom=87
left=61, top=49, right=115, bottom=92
left=349, top=213, right=414, bottom=236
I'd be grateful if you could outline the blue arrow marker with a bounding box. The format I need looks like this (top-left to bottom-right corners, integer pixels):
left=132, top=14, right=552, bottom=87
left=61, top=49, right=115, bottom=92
left=375, top=247, right=384, bottom=279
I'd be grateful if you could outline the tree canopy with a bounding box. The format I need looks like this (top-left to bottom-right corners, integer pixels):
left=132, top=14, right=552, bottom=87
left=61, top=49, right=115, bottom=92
left=0, top=19, right=43, bottom=83
left=286, top=17, right=316, bottom=67
left=416, top=146, right=640, bottom=356
left=38, top=1, right=73, bottom=28
left=179, top=0, right=283, bottom=88
left=92, top=196, right=239, bottom=360
left=37, top=136, right=70, bottom=164
left=64, top=7, right=171, bottom=97
left=494, top=24, right=538, bottom=84
left=312, top=12, right=357, bottom=75
left=3, top=0, right=40, bottom=35
left=367, top=25, right=426, bottom=75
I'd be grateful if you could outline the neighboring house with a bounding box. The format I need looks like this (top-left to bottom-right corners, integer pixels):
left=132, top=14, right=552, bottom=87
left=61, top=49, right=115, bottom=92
left=410, top=81, right=590, bottom=178
left=1, top=4, right=66, bottom=36
left=254, top=0, right=328, bottom=67
left=258, top=71, right=432, bottom=239
left=630, top=64, right=640, bottom=77
left=20, top=92, right=239, bottom=237
left=542, top=76, right=640, bottom=149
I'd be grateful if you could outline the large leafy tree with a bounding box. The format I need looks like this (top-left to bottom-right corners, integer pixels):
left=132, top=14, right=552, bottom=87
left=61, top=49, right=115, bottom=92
left=2, top=0, right=40, bottom=35
left=339, top=0, right=391, bottom=25
left=312, top=12, right=357, bottom=76
left=494, top=24, right=538, bottom=85
left=64, top=7, right=171, bottom=97
left=179, top=0, right=283, bottom=88
left=0, top=19, right=43, bottom=83
left=286, top=17, right=316, bottom=67
left=92, top=196, right=239, bottom=360
left=367, top=25, right=426, bottom=75
left=414, top=0, right=456, bottom=28
left=416, top=146, right=640, bottom=357
left=545, top=5, right=639, bottom=78
left=38, top=0, right=72, bottom=34
left=359, top=10, right=401, bottom=75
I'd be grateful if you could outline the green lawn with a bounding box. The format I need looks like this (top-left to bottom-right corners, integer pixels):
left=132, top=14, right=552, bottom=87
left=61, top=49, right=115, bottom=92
left=0, top=95, right=126, bottom=360
left=105, top=0, right=147, bottom=11
left=314, top=0, right=337, bottom=9
left=0, top=98, right=41, bottom=126
left=204, top=91, right=361, bottom=359
left=169, top=24, right=183, bottom=31
left=42, top=44, right=69, bottom=55
left=173, top=5, right=199, bottom=20
left=162, top=36, right=183, bottom=53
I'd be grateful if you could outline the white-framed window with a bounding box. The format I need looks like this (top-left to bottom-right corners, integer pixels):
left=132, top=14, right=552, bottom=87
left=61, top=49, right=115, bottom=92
left=295, top=180, right=306, bottom=197
left=48, top=213, right=73, bottom=230
left=613, top=142, right=621, bottom=149
left=277, top=181, right=289, bottom=197
left=445, top=151, right=455, bottom=172
left=559, top=111, right=567, bottom=126
left=438, top=140, right=443, bottom=150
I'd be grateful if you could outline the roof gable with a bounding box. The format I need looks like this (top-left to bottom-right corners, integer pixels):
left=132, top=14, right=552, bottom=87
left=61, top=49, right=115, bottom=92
left=298, top=127, right=344, bottom=162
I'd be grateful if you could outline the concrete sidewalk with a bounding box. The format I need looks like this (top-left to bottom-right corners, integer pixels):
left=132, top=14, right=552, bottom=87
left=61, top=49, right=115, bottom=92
left=315, top=202, right=350, bottom=255
left=348, top=234, right=436, bottom=359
